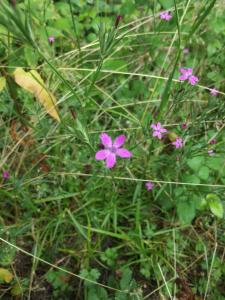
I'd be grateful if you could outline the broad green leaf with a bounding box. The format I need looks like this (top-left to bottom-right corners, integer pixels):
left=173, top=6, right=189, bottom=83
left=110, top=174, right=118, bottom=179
left=198, top=166, right=209, bottom=181
left=177, top=200, right=196, bottom=224
left=187, top=156, right=204, bottom=171
left=207, top=194, right=224, bottom=218
left=0, top=268, right=13, bottom=283
left=13, top=68, right=60, bottom=122
left=183, top=174, right=200, bottom=184
left=206, top=157, right=224, bottom=171
left=159, top=0, right=174, bottom=8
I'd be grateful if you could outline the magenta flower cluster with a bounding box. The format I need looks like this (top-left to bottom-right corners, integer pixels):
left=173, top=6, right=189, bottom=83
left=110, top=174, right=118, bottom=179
left=179, top=68, right=199, bottom=85
left=160, top=11, right=172, bottom=21
left=48, top=36, right=55, bottom=43
left=2, top=171, right=9, bottom=180
left=151, top=123, right=184, bottom=149
left=151, top=122, right=167, bottom=139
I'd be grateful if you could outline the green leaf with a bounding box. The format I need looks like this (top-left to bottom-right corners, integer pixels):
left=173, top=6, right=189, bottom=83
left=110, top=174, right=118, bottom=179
left=198, top=166, right=209, bottom=181
left=24, top=47, right=38, bottom=67
left=187, top=156, right=205, bottom=171
left=206, top=157, right=224, bottom=171
left=177, top=200, right=196, bottom=224
left=11, top=283, right=23, bottom=296
left=103, top=59, right=127, bottom=72
left=207, top=194, right=224, bottom=219
left=159, top=0, right=174, bottom=9
left=183, top=174, right=200, bottom=184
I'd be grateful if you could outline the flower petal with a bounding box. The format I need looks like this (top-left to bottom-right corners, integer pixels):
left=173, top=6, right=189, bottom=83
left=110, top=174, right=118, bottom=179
left=161, top=128, right=167, bottom=133
left=179, top=68, right=186, bottom=74
left=95, top=150, right=109, bottom=160
left=113, top=134, right=126, bottom=148
left=156, top=122, right=162, bottom=130
left=151, top=124, right=157, bottom=130
left=106, top=153, right=116, bottom=168
left=187, top=68, right=193, bottom=76
left=116, top=148, right=132, bottom=158
left=100, top=133, right=112, bottom=147
left=179, top=75, right=188, bottom=81
left=188, top=75, right=199, bottom=85
left=153, top=131, right=161, bottom=138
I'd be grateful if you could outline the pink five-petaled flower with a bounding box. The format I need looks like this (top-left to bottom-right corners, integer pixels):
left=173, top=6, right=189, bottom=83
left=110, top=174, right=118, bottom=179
left=145, top=181, right=154, bottom=191
left=172, top=138, right=183, bottom=149
left=183, top=48, right=189, bottom=54
left=95, top=133, right=132, bottom=169
left=160, top=11, right=172, bottom=21
left=2, top=171, right=9, bottom=180
left=210, top=88, right=218, bottom=96
left=151, top=122, right=167, bottom=139
left=179, top=68, right=199, bottom=85
left=48, top=36, right=55, bottom=43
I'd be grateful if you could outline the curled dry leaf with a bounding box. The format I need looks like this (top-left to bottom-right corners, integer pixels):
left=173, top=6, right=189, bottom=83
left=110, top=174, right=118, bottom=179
left=10, top=119, right=34, bottom=146
left=13, top=68, right=60, bottom=122
left=0, top=77, right=6, bottom=92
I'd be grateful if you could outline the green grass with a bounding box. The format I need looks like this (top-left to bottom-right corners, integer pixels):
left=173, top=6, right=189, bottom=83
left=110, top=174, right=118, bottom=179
left=0, top=0, right=225, bottom=299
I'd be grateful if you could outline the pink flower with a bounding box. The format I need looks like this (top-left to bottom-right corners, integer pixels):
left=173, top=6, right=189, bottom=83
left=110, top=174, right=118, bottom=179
left=208, top=149, right=214, bottom=156
left=2, top=171, right=9, bottom=180
left=115, top=15, right=122, bottom=28
left=95, top=133, right=132, bottom=169
left=48, top=36, right=55, bottom=43
left=172, top=138, right=183, bottom=149
left=145, top=181, right=154, bottom=191
left=160, top=11, right=172, bottom=21
left=151, top=122, right=167, bottom=139
left=210, top=139, right=216, bottom=145
left=210, top=88, right=218, bottom=96
left=181, top=123, right=187, bottom=129
left=188, top=75, right=199, bottom=85
left=179, top=68, right=199, bottom=85
left=183, top=48, right=189, bottom=54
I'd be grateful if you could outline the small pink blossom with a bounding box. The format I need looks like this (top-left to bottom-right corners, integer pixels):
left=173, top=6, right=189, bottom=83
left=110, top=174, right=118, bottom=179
left=48, top=36, right=55, bottom=43
left=183, top=48, right=189, bottom=54
left=95, top=133, right=132, bottom=169
left=208, top=149, right=214, bottom=156
left=209, top=139, right=216, bottom=145
left=172, top=138, right=183, bottom=149
left=181, top=123, right=187, bottom=129
left=115, top=15, right=122, bottom=28
left=188, top=75, right=199, bottom=85
left=179, top=68, right=199, bottom=85
left=210, top=88, right=218, bottom=96
left=160, top=11, right=172, bottom=21
left=151, top=122, right=167, bottom=139
left=145, top=181, right=154, bottom=191
left=2, top=171, right=9, bottom=180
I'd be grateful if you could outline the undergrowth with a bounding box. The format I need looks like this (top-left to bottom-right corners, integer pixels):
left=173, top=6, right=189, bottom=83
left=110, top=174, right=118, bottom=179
left=0, top=0, right=225, bottom=299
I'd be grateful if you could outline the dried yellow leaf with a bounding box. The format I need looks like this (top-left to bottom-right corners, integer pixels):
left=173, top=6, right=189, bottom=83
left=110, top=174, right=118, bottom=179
left=0, top=77, right=6, bottom=92
left=0, top=268, right=13, bottom=283
left=13, top=68, right=60, bottom=122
